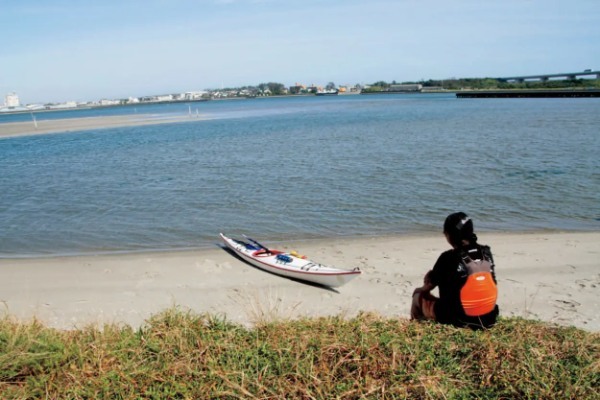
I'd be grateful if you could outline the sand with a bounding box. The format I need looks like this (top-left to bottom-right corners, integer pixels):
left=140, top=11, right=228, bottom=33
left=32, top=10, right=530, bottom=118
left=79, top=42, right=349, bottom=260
left=1, top=231, right=598, bottom=331
left=0, top=113, right=203, bottom=138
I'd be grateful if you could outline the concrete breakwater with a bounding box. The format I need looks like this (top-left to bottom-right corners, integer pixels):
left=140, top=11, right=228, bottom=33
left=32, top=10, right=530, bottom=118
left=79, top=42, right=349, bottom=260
left=456, top=89, right=600, bottom=98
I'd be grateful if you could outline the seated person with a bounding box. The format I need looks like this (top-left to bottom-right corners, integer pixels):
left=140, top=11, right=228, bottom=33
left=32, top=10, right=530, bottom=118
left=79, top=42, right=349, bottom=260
left=411, top=212, right=499, bottom=329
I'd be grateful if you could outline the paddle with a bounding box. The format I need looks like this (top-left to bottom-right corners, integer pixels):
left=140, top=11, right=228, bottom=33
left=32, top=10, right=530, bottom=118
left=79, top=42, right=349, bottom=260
left=243, top=235, right=271, bottom=253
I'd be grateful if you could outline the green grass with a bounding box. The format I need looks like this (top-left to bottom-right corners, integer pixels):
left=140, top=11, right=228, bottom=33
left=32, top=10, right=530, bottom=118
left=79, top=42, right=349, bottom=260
left=1, top=309, right=598, bottom=399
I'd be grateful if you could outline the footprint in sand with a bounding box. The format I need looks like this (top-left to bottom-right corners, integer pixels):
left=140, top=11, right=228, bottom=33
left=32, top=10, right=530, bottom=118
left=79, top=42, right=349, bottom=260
left=400, top=280, right=412, bottom=288
left=553, top=299, right=581, bottom=310
left=504, top=278, right=521, bottom=284
left=360, top=265, right=377, bottom=273
left=575, top=279, right=587, bottom=288
left=211, top=262, right=233, bottom=272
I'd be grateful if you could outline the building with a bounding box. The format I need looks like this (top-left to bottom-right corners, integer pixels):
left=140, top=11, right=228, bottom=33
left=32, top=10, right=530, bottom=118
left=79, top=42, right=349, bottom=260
left=421, top=86, right=445, bottom=92
left=99, top=99, right=121, bottom=106
left=387, top=84, right=423, bottom=92
left=183, top=91, right=207, bottom=100
left=4, top=92, right=20, bottom=107
left=47, top=101, right=78, bottom=110
left=155, top=94, right=174, bottom=102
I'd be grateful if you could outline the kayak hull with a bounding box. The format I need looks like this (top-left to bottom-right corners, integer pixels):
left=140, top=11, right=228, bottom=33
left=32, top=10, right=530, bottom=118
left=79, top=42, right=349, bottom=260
left=220, top=233, right=361, bottom=288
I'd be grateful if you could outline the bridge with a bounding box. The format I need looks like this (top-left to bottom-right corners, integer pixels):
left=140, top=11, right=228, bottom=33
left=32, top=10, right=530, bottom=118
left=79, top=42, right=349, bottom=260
left=499, top=70, right=600, bottom=83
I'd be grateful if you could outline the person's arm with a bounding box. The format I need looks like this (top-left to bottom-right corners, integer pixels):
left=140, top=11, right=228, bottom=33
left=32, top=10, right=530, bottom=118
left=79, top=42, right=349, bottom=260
left=423, top=253, right=445, bottom=290
left=423, top=269, right=436, bottom=291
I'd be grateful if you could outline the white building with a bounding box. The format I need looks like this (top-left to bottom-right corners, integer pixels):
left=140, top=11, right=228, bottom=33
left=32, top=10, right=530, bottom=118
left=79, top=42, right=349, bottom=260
left=4, top=92, right=20, bottom=107
left=47, top=101, right=77, bottom=110
left=99, top=99, right=121, bottom=106
left=183, top=91, right=207, bottom=100
left=155, top=94, right=174, bottom=102
left=388, top=84, right=423, bottom=92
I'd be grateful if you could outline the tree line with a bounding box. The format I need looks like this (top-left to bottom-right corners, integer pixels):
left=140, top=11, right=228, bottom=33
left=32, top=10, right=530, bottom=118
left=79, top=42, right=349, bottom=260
left=215, top=77, right=600, bottom=96
left=365, top=77, right=600, bottom=92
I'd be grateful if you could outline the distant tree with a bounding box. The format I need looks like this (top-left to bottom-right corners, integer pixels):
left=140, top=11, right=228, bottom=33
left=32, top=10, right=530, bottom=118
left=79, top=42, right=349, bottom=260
left=371, top=81, right=389, bottom=88
left=268, top=82, right=286, bottom=95
left=201, top=75, right=599, bottom=97
left=257, top=82, right=285, bottom=95
left=422, top=79, right=443, bottom=87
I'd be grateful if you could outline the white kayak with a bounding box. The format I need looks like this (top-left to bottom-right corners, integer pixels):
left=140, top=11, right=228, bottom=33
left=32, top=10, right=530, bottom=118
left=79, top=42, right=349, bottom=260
left=220, top=233, right=361, bottom=288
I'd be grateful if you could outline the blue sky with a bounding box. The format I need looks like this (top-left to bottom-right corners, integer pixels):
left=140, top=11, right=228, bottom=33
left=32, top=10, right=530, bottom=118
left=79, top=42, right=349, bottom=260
left=1, top=0, right=599, bottom=104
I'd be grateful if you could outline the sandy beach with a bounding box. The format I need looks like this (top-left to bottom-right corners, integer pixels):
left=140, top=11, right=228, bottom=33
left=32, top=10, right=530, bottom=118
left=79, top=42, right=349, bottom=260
left=0, top=113, right=202, bottom=138
left=1, top=231, right=598, bottom=331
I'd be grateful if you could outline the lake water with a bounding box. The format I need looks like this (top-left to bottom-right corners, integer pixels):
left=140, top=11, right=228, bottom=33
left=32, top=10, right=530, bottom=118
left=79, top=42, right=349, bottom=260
left=1, top=94, right=599, bottom=257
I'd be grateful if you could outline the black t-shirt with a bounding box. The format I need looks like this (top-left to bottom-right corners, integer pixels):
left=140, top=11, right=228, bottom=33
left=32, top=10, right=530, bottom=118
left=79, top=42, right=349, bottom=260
left=429, top=244, right=499, bottom=329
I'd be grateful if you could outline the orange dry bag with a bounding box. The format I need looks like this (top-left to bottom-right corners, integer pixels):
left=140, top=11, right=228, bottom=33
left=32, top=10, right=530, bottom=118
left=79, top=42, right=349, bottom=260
left=459, top=249, right=497, bottom=317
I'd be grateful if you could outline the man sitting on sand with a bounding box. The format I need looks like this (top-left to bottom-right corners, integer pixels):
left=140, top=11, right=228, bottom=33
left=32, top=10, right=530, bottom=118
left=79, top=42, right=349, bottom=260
left=411, top=212, right=499, bottom=329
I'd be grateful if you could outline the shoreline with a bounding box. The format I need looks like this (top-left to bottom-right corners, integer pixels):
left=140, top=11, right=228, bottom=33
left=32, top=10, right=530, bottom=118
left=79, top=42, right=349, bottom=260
left=0, top=227, right=594, bottom=260
left=1, top=231, right=598, bottom=332
left=0, top=113, right=205, bottom=139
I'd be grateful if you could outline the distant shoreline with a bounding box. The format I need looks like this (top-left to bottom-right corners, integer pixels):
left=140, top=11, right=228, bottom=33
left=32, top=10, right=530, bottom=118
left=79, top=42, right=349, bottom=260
left=0, top=114, right=204, bottom=139
left=3, top=89, right=598, bottom=138
left=0, top=98, right=211, bottom=116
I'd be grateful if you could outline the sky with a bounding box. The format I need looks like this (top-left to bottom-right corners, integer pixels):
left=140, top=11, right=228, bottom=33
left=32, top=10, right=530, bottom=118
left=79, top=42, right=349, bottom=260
left=1, top=0, right=599, bottom=104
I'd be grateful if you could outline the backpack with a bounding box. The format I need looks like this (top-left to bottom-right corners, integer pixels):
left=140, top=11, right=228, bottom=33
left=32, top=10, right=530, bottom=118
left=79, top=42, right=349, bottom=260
left=459, top=246, right=498, bottom=317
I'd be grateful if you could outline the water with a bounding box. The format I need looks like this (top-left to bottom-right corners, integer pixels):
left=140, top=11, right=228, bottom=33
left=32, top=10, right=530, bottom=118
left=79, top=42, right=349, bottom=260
left=1, top=94, right=599, bottom=257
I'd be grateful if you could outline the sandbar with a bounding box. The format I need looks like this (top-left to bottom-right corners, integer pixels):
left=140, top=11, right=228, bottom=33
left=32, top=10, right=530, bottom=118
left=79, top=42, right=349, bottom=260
left=0, top=231, right=598, bottom=331
left=0, top=113, right=203, bottom=138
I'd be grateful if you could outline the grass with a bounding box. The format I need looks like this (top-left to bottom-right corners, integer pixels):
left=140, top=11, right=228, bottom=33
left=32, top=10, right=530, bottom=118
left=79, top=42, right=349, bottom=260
left=0, top=309, right=598, bottom=399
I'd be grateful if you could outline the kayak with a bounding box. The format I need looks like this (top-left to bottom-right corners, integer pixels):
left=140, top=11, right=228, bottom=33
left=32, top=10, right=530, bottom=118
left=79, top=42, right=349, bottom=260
left=220, top=233, right=361, bottom=288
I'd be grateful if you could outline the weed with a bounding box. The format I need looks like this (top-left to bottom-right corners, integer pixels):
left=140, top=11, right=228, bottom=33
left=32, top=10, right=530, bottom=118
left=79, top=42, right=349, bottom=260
left=0, top=310, right=597, bottom=399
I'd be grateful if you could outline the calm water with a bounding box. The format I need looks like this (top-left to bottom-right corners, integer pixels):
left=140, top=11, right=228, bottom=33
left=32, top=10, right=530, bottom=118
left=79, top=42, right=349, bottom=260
left=1, top=94, right=599, bottom=257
